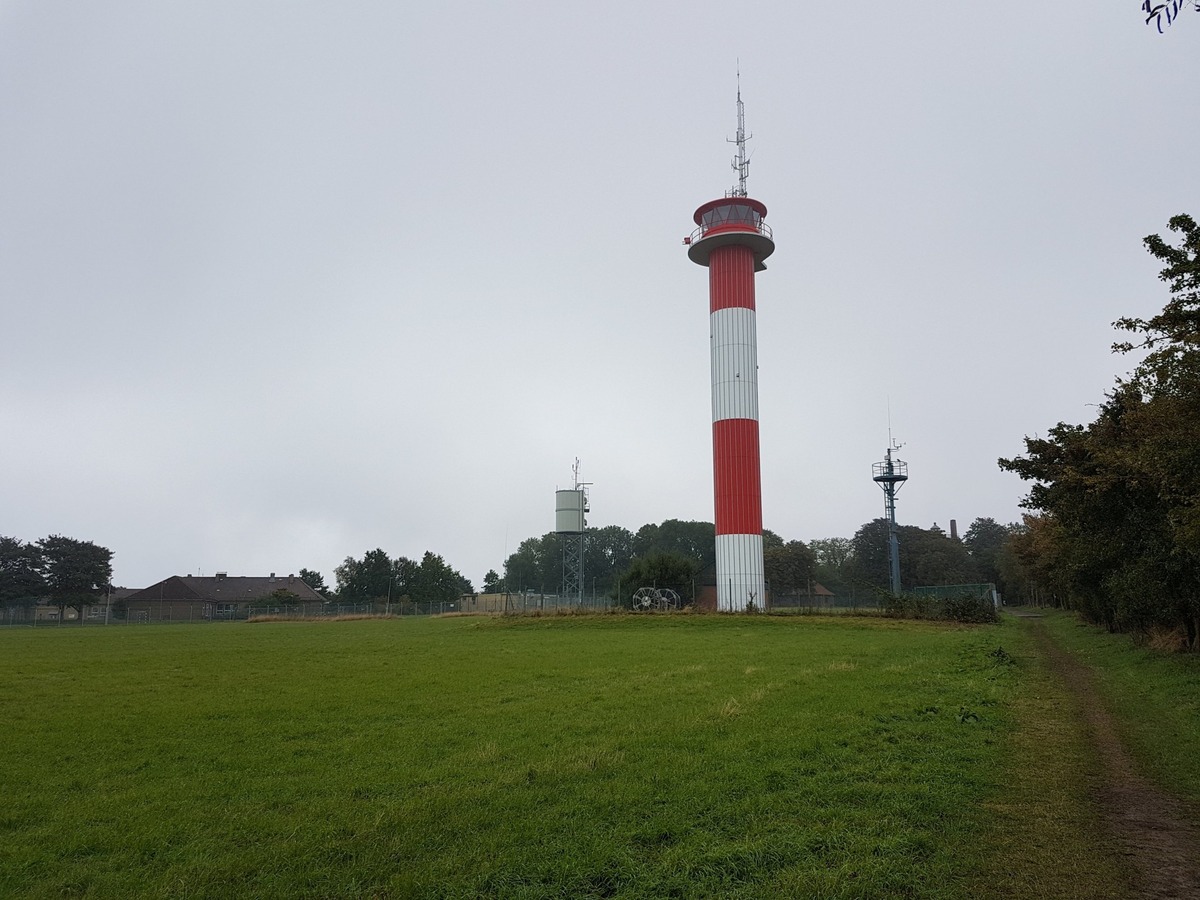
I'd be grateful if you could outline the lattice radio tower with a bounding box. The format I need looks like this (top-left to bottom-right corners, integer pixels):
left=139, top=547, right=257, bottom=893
left=872, top=439, right=909, bottom=595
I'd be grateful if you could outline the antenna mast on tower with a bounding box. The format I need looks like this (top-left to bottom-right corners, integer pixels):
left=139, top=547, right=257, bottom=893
left=728, top=65, right=751, bottom=198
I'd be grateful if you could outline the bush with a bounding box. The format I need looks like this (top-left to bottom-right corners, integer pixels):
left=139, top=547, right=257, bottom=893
left=940, top=593, right=999, bottom=624
left=882, top=592, right=998, bottom=624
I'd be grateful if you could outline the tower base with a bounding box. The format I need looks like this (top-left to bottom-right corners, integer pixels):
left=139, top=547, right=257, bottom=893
left=715, top=533, right=765, bottom=611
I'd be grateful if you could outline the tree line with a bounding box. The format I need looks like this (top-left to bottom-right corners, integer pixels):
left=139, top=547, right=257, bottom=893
left=322, top=549, right=473, bottom=608
left=0, top=519, right=1019, bottom=622
left=1000, top=213, right=1200, bottom=649
left=486, top=515, right=1018, bottom=608
left=1, top=534, right=476, bottom=618
left=0, top=535, right=114, bottom=621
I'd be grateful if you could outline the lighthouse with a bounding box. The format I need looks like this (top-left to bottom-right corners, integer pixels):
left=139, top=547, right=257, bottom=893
left=685, top=80, right=774, bottom=612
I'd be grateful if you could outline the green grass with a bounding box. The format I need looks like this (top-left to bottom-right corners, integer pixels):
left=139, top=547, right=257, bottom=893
left=1033, top=609, right=1200, bottom=807
left=966, top=615, right=1131, bottom=899
left=0, top=615, right=1091, bottom=898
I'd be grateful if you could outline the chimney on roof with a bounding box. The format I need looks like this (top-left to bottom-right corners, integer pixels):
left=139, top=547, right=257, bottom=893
left=269, top=572, right=275, bottom=582
left=950, top=519, right=959, bottom=541
left=216, top=571, right=227, bottom=581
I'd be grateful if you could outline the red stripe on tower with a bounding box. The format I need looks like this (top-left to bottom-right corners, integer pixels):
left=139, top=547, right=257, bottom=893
left=712, top=418, right=762, bottom=534
left=709, top=245, right=756, bottom=313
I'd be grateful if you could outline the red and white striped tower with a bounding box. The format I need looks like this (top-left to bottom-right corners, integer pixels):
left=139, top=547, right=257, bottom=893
left=685, top=81, right=774, bottom=612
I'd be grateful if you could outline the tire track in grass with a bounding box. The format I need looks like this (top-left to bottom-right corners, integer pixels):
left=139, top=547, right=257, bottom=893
left=1019, top=612, right=1200, bottom=900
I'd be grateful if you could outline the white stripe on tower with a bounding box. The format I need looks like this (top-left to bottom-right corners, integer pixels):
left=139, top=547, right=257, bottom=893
left=710, top=307, right=758, bottom=421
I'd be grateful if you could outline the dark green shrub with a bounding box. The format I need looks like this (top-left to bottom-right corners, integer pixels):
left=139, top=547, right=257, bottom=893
left=882, top=592, right=998, bottom=624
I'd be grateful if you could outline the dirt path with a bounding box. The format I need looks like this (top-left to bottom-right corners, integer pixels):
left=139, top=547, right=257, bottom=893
left=1013, top=611, right=1200, bottom=899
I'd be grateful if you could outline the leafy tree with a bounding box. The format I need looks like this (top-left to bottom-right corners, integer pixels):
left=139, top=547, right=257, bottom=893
left=848, top=519, right=895, bottom=591
left=297, top=568, right=328, bottom=595
left=961, top=517, right=1018, bottom=596
left=809, top=537, right=853, bottom=592
left=482, top=569, right=503, bottom=593
left=334, top=548, right=394, bottom=603
left=0, top=536, right=46, bottom=612
left=764, top=540, right=816, bottom=594
left=335, top=548, right=470, bottom=607
left=36, top=535, right=112, bottom=622
left=996, top=516, right=1059, bottom=607
left=962, top=518, right=1007, bottom=573
left=411, top=551, right=470, bottom=605
left=849, top=520, right=978, bottom=593
left=583, top=524, right=635, bottom=594
left=504, top=525, right=632, bottom=600
left=1000, top=393, right=1190, bottom=632
left=761, top=528, right=784, bottom=551
left=632, top=520, right=715, bottom=570
left=1143, top=4, right=1200, bottom=37
left=393, top=555, right=419, bottom=600
left=503, top=534, right=560, bottom=594
left=612, top=551, right=700, bottom=608
left=1001, top=214, right=1200, bottom=646
left=905, top=524, right=979, bottom=588
left=1113, top=213, right=1200, bottom=354
left=810, top=537, right=851, bottom=569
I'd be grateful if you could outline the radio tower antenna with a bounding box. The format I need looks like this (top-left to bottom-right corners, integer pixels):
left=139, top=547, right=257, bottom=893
left=887, top=399, right=904, bottom=452
left=728, top=63, right=751, bottom=198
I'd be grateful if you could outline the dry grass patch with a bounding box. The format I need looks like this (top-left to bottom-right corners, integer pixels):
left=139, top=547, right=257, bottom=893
left=1143, top=623, right=1191, bottom=653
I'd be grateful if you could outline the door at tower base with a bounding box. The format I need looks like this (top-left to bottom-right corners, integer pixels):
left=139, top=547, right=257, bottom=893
left=715, top=533, right=765, bottom=611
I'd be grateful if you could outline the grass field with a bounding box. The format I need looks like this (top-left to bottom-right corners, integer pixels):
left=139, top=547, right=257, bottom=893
left=0, top=612, right=1167, bottom=898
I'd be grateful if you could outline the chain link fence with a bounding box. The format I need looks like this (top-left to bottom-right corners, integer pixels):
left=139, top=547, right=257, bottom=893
left=2, top=595, right=631, bottom=626
left=2, top=590, right=880, bottom=626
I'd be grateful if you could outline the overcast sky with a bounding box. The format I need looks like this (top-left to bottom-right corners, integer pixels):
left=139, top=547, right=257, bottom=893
left=2, top=3, right=1197, bottom=591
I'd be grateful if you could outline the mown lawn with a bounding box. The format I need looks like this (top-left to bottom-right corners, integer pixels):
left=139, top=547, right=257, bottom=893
left=0, top=614, right=1084, bottom=898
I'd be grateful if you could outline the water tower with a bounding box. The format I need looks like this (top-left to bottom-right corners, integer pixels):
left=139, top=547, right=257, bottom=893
left=872, top=444, right=909, bottom=595
left=554, top=459, right=590, bottom=605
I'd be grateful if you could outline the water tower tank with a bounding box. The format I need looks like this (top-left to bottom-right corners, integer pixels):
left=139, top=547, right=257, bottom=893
left=555, top=490, right=586, bottom=534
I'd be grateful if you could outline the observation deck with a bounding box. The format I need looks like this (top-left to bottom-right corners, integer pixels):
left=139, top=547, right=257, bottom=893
left=685, top=197, right=775, bottom=271
left=872, top=457, right=909, bottom=485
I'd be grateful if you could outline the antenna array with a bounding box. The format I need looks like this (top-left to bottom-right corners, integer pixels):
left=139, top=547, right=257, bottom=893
left=728, top=66, right=751, bottom=197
